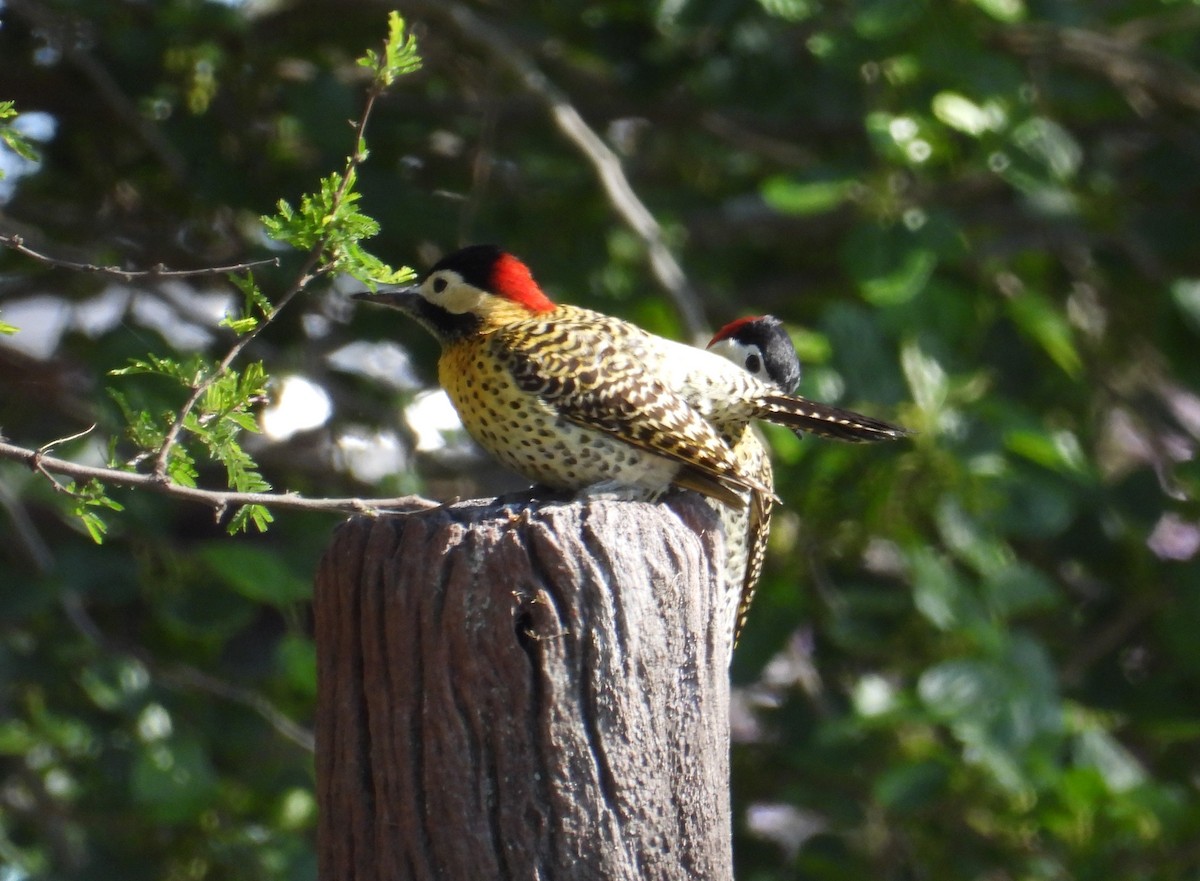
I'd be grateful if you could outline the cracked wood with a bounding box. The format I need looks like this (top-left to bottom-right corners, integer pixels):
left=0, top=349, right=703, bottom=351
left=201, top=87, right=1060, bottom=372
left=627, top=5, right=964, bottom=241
left=313, top=493, right=736, bottom=881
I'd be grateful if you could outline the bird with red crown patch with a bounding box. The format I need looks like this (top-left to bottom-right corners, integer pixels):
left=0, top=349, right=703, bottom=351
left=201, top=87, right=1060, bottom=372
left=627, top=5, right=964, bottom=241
left=705, top=315, right=804, bottom=645
left=355, top=245, right=907, bottom=515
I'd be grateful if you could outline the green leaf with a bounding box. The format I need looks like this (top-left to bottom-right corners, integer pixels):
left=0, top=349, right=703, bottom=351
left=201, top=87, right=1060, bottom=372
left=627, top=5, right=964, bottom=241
left=841, top=223, right=937, bottom=306
left=935, top=496, right=1011, bottom=579
left=900, top=340, right=949, bottom=417
left=220, top=285, right=266, bottom=333
left=197, top=543, right=307, bottom=605
left=1011, top=117, right=1082, bottom=183
left=131, top=737, right=219, bottom=822
left=982, top=562, right=1060, bottom=620
left=789, top=327, right=832, bottom=364
left=107, top=388, right=168, bottom=450
left=110, top=351, right=273, bottom=507
left=971, top=0, right=1027, bottom=24
left=919, top=657, right=1000, bottom=718
left=166, top=447, right=199, bottom=488
left=1006, top=291, right=1082, bottom=378
left=755, top=0, right=818, bottom=21
left=0, top=100, right=40, bottom=166
left=1171, top=278, right=1200, bottom=335
left=110, top=353, right=208, bottom=386
left=223, top=272, right=273, bottom=335
left=68, top=479, right=125, bottom=545
left=0, top=720, right=39, bottom=755
left=276, top=635, right=317, bottom=697
left=919, top=635, right=1061, bottom=793
left=853, top=0, right=925, bottom=39
left=227, top=504, right=274, bottom=535
left=261, top=168, right=415, bottom=288
left=873, top=760, right=949, bottom=811
left=931, top=91, right=1004, bottom=137
left=79, top=510, right=109, bottom=544
left=908, top=547, right=985, bottom=631
left=761, top=175, right=852, bottom=216
left=1005, top=428, right=1092, bottom=479
left=368, top=11, right=422, bottom=86
left=1075, top=729, right=1147, bottom=796
left=220, top=315, right=257, bottom=334
left=991, top=469, right=1076, bottom=538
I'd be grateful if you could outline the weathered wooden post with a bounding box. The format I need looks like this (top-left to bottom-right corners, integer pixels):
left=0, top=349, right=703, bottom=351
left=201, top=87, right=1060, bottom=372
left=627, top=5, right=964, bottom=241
left=313, top=492, right=736, bottom=881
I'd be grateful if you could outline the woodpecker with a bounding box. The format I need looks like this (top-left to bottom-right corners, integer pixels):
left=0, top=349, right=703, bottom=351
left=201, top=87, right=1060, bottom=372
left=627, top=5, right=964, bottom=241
left=707, top=315, right=801, bottom=399
left=354, top=245, right=907, bottom=512
left=707, top=315, right=803, bottom=646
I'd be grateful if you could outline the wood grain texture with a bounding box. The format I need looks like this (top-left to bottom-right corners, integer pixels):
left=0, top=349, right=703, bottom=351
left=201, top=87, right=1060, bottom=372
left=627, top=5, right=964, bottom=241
left=314, top=492, right=735, bottom=881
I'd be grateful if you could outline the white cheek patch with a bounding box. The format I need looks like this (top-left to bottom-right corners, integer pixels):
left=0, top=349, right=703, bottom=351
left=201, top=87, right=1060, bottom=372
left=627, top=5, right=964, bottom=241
left=709, top=338, right=763, bottom=379
left=423, top=271, right=484, bottom=315
left=439, top=286, right=484, bottom=315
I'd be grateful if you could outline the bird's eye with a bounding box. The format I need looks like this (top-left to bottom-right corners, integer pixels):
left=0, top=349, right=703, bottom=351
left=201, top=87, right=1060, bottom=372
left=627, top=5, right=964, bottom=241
left=432, top=277, right=448, bottom=294
left=745, top=353, right=762, bottom=375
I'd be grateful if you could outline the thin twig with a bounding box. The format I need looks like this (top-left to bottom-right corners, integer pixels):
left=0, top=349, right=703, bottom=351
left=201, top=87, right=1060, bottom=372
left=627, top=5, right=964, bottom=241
left=0, top=233, right=280, bottom=280
left=37, top=423, right=98, bottom=454
left=0, top=483, right=55, bottom=575
left=59, top=592, right=315, bottom=752
left=413, top=0, right=710, bottom=340
left=5, top=0, right=190, bottom=182
left=1060, top=592, right=1164, bottom=686
left=27, top=427, right=101, bottom=497
left=1112, top=6, right=1200, bottom=44
left=150, top=74, right=390, bottom=480
left=16, top=464, right=318, bottom=749
left=155, top=664, right=316, bottom=752
left=0, top=439, right=438, bottom=518
left=148, top=252, right=331, bottom=480
left=29, top=459, right=80, bottom=497
left=1000, top=23, right=1200, bottom=112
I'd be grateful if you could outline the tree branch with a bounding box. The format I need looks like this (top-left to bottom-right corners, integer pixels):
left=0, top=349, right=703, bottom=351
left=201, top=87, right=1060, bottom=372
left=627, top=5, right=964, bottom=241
left=415, top=0, right=710, bottom=340
left=0, top=232, right=280, bottom=280
left=4, top=0, right=191, bottom=183
left=0, top=438, right=436, bottom=519
left=155, top=662, right=317, bottom=752
left=1000, top=22, right=1200, bottom=113
left=148, top=66, right=391, bottom=480
left=58, top=591, right=316, bottom=752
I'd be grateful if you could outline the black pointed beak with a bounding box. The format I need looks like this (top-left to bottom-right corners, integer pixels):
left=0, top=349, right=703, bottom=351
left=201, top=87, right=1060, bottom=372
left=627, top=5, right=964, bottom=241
left=351, top=283, right=471, bottom=342
left=351, top=286, right=422, bottom=311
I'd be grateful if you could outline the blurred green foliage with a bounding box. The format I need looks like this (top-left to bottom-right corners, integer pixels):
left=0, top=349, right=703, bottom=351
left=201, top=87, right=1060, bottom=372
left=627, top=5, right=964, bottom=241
left=2, top=0, right=1199, bottom=878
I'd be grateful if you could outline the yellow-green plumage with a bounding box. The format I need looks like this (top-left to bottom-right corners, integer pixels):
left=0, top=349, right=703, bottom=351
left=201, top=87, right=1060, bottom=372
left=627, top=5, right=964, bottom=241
left=706, top=316, right=802, bottom=646
left=355, top=245, right=908, bottom=649
left=438, top=306, right=772, bottom=509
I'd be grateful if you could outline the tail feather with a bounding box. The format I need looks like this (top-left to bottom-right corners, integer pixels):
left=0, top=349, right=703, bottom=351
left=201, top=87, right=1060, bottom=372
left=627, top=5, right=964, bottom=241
left=758, top=393, right=910, bottom=443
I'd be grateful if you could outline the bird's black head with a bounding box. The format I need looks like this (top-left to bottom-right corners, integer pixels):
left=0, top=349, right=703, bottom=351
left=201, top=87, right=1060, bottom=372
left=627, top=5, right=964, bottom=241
left=425, top=244, right=556, bottom=313
left=708, top=315, right=802, bottom=394
left=428, top=244, right=505, bottom=290
left=352, top=244, right=556, bottom=345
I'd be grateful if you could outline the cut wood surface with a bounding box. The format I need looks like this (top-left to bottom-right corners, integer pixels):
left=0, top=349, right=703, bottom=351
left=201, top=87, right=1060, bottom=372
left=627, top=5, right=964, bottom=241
left=314, top=492, right=735, bottom=881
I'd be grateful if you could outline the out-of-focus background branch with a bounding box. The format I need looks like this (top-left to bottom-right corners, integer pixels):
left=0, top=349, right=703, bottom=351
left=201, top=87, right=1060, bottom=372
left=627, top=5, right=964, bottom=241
left=2, top=1, right=1199, bottom=879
